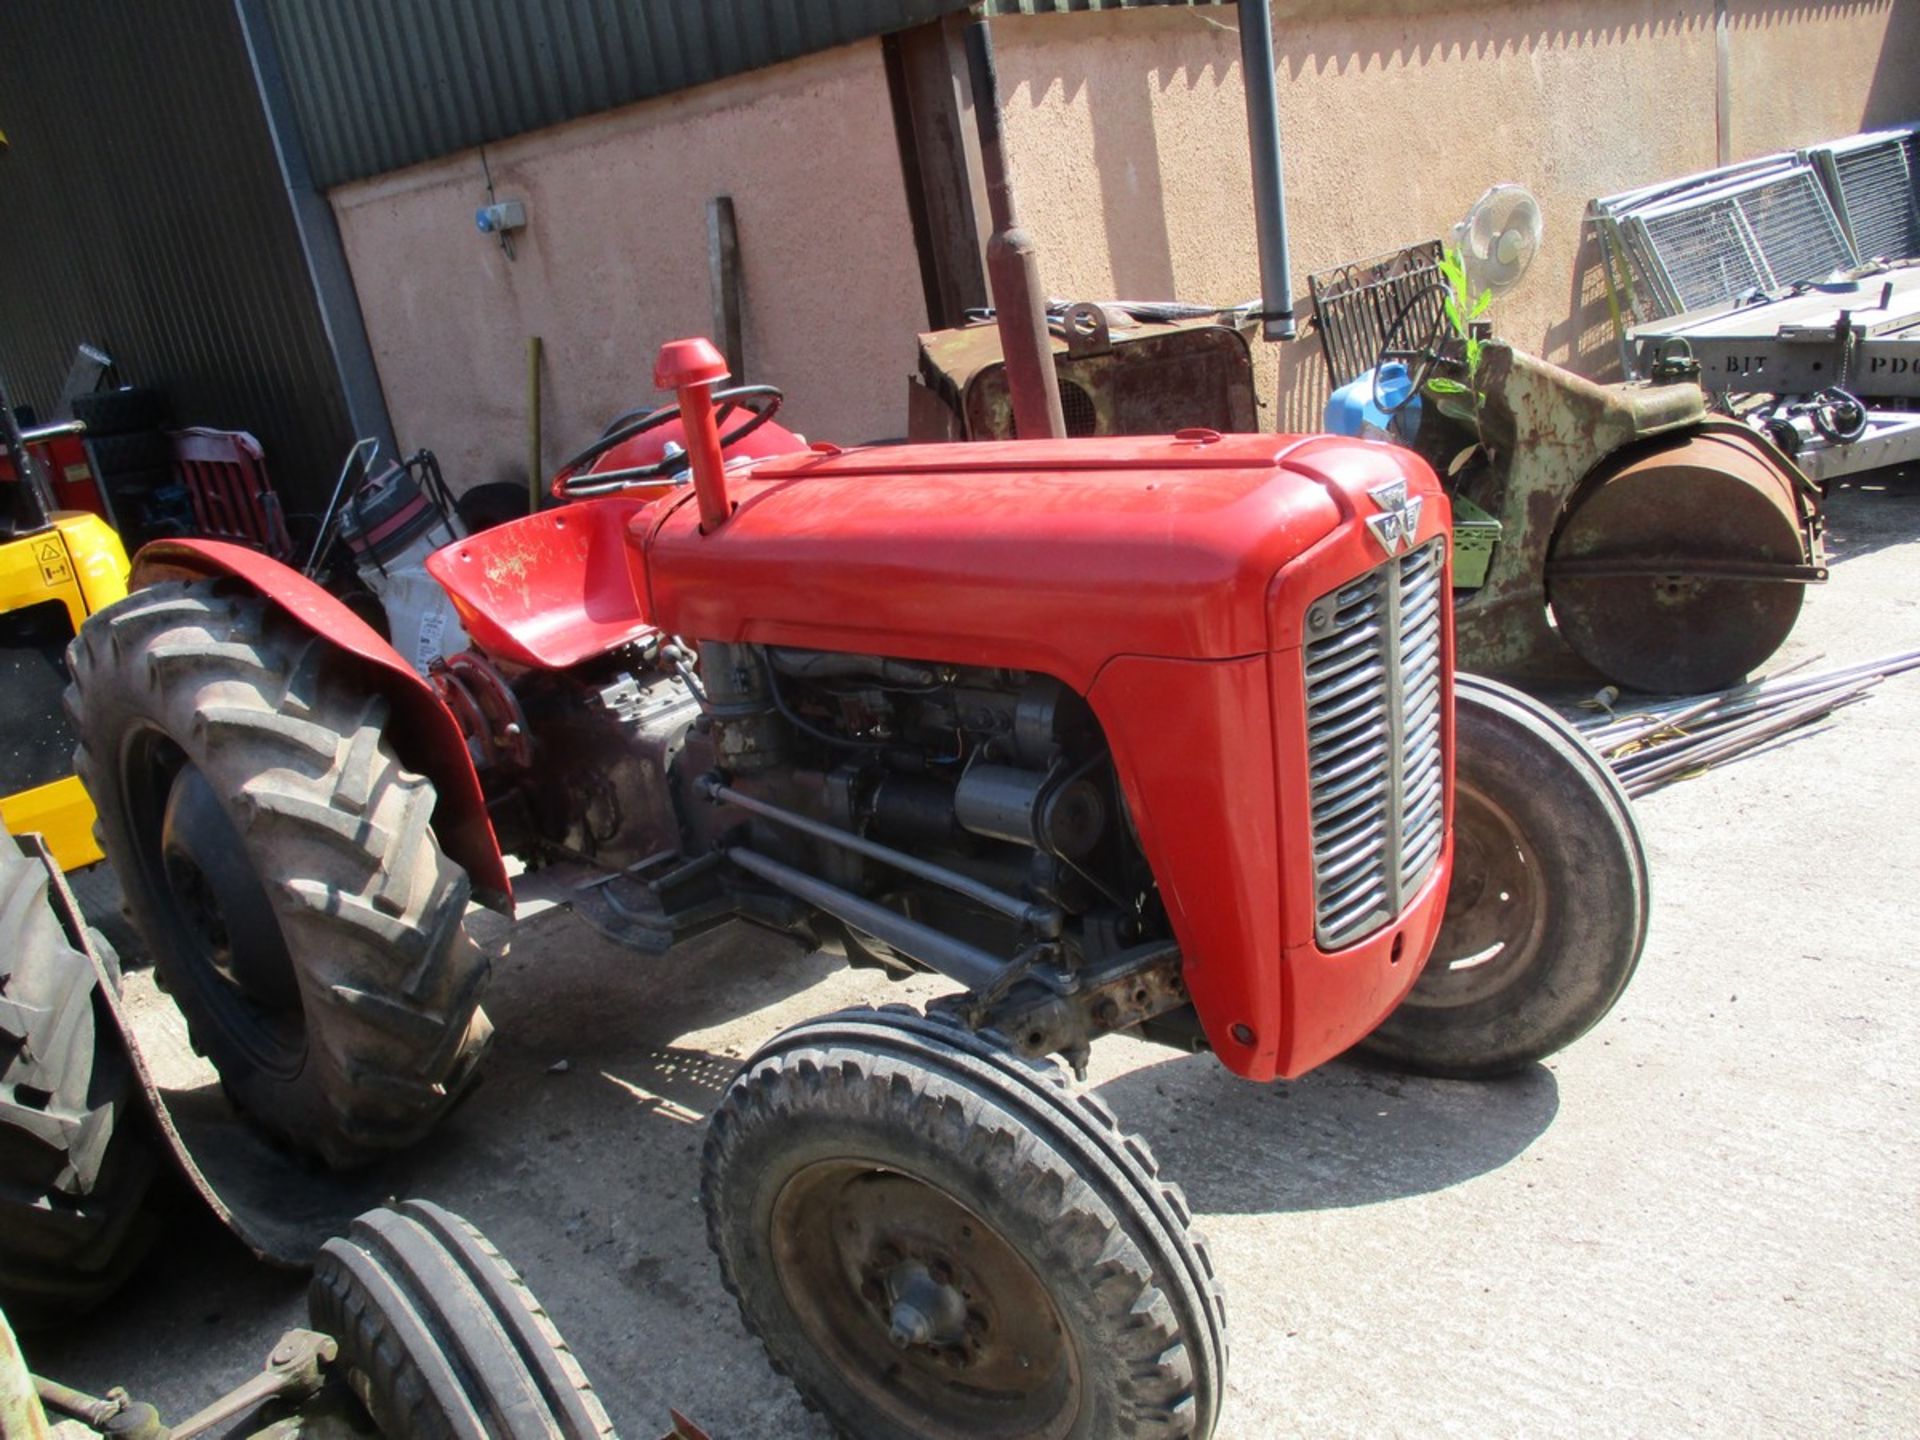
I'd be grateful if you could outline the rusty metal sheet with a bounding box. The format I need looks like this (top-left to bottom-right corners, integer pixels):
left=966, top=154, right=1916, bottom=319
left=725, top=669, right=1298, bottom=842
left=1447, top=342, right=1710, bottom=683
left=913, top=310, right=1258, bottom=440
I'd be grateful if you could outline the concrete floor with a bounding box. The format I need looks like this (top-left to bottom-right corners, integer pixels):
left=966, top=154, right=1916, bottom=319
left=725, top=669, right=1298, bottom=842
left=21, top=474, right=1920, bottom=1438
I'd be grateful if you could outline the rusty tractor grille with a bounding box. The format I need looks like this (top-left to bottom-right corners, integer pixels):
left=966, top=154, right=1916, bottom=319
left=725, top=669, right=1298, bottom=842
left=1303, top=538, right=1446, bottom=950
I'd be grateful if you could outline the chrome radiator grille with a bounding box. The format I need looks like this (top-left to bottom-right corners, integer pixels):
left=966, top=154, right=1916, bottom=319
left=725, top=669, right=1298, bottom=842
left=1303, top=538, right=1446, bottom=949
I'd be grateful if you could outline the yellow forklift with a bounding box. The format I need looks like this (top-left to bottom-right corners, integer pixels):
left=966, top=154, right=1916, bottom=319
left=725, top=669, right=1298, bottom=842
left=1, top=374, right=129, bottom=869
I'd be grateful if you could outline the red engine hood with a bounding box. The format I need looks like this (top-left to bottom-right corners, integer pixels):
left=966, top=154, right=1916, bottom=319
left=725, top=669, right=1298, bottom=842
left=643, top=433, right=1434, bottom=690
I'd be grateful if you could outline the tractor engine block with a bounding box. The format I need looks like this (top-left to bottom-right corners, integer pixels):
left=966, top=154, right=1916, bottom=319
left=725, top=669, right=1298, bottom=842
left=503, top=641, right=1161, bottom=974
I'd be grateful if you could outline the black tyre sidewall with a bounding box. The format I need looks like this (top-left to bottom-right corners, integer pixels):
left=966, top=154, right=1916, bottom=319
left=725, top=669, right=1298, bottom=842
left=72, top=387, right=168, bottom=436
left=1360, top=678, right=1648, bottom=1076
left=68, top=584, right=490, bottom=1166
left=706, top=1013, right=1224, bottom=1440
left=720, top=1069, right=1142, bottom=1439
left=85, top=430, right=173, bottom=478
left=0, top=835, right=160, bottom=1321
left=310, top=1200, right=612, bottom=1440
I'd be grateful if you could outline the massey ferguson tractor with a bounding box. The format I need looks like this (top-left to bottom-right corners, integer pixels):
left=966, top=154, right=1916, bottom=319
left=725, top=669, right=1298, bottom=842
left=66, top=338, right=1646, bottom=1437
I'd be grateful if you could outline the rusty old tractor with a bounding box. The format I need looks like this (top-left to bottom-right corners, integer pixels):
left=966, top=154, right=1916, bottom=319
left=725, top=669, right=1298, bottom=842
left=1309, top=239, right=1825, bottom=695
left=65, top=336, right=1649, bottom=1437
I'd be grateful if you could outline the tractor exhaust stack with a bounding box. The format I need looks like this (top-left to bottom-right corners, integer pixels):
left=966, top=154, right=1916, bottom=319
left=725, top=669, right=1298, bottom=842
left=654, top=337, right=734, bottom=532
left=965, top=17, right=1067, bottom=441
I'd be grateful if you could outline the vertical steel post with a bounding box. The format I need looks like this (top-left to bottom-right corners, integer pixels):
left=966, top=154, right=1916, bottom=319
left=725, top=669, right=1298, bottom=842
left=1239, top=1, right=1298, bottom=341
left=964, top=17, right=1065, bottom=440
left=0, top=372, right=56, bottom=534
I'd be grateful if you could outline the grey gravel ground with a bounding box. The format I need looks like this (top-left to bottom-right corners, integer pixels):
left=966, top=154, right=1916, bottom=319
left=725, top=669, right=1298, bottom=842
left=20, top=470, right=1920, bottom=1439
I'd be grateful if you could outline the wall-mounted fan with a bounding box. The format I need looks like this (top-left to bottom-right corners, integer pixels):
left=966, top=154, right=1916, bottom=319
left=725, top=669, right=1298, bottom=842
left=1453, top=185, right=1544, bottom=295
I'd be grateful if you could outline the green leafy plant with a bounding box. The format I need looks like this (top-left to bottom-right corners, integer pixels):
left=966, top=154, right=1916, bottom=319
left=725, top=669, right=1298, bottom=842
left=1422, top=246, right=1493, bottom=435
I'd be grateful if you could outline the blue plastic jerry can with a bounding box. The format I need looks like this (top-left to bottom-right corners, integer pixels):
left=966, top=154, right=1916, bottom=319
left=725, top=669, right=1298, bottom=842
left=1324, top=362, right=1421, bottom=443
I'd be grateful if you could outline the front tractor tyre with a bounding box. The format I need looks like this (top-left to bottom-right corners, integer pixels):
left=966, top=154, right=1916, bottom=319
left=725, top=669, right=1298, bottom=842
left=67, top=583, right=493, bottom=1168
left=310, top=1200, right=616, bottom=1440
left=1360, top=675, right=1649, bottom=1078
left=703, top=1007, right=1228, bottom=1440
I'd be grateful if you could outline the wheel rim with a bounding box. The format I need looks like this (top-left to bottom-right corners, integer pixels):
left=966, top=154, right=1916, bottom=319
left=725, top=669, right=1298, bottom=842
left=1404, top=776, right=1549, bottom=1011
left=770, top=1161, right=1080, bottom=1440
left=122, top=727, right=307, bottom=1077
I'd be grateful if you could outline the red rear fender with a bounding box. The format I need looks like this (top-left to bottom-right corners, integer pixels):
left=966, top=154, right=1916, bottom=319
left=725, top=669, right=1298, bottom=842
left=128, top=539, right=511, bottom=908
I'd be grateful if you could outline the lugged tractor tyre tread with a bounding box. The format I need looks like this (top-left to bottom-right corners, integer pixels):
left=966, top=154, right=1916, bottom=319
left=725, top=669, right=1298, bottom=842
left=0, top=834, right=160, bottom=1324
left=71, top=387, right=169, bottom=437
left=703, top=1004, right=1228, bottom=1440
left=65, top=582, right=492, bottom=1168
left=1359, top=674, right=1649, bottom=1077
left=308, top=1200, right=615, bottom=1440
left=82, top=429, right=173, bottom=479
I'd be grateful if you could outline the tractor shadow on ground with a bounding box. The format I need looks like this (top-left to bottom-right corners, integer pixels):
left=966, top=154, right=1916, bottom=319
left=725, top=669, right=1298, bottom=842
left=1819, top=464, right=1920, bottom=568
left=1097, top=1048, right=1559, bottom=1216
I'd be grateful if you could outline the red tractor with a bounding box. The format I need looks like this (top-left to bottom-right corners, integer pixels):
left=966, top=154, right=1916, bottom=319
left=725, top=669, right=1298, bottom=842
left=67, top=338, right=1645, bottom=1438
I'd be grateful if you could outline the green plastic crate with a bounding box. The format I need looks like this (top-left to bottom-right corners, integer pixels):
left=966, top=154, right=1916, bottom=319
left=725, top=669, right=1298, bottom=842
left=1449, top=493, right=1502, bottom=590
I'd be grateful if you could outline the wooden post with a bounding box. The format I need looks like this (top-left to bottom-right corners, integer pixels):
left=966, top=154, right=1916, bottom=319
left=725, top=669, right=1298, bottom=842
left=707, top=197, right=745, bottom=382
left=526, top=335, right=543, bottom=512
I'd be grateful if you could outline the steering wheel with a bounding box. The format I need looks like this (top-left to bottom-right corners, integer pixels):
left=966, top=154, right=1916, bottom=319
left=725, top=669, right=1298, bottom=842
left=554, top=383, right=784, bottom=497
left=1372, top=284, right=1457, bottom=416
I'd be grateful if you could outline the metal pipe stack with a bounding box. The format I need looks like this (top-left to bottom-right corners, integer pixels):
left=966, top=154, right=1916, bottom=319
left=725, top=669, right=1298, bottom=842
left=1564, top=649, right=1920, bottom=798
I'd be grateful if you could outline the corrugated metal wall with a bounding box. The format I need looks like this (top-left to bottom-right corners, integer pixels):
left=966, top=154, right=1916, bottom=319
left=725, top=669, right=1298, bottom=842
left=267, top=0, right=1229, bottom=188
left=0, top=0, right=351, bottom=512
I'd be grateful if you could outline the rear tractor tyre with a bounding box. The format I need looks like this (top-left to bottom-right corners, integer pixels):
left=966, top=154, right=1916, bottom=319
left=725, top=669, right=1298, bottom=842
left=1359, top=676, right=1649, bottom=1078
left=309, top=1200, right=615, bottom=1440
left=66, top=582, right=492, bottom=1168
left=703, top=1006, right=1228, bottom=1440
left=0, top=834, right=160, bottom=1325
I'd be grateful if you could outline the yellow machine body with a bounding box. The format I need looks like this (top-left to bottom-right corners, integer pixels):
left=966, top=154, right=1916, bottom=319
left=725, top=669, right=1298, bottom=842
left=0, top=511, right=130, bottom=868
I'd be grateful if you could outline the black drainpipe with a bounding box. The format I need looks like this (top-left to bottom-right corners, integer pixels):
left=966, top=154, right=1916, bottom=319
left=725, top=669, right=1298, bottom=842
left=1239, top=0, right=1298, bottom=341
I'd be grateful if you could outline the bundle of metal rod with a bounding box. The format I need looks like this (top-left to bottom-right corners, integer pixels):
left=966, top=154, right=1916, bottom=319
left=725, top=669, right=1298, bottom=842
left=1560, top=648, right=1920, bottom=797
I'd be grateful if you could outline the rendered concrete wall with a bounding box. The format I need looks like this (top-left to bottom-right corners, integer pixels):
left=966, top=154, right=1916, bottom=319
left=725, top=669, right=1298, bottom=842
left=332, top=4, right=1917, bottom=472
left=992, top=0, right=1919, bottom=430
left=329, top=42, right=925, bottom=492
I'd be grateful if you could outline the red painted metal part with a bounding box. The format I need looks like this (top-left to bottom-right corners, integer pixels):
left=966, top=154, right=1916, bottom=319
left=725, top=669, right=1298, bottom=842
left=640, top=430, right=1454, bottom=1080
left=127, top=539, right=512, bottom=907
left=654, top=338, right=733, bottom=532
left=426, top=495, right=659, bottom=670
left=645, top=434, right=1346, bottom=691
left=0, top=434, right=109, bottom=517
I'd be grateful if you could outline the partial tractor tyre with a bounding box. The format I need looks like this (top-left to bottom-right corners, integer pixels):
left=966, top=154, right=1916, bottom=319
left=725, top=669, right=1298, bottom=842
left=67, top=582, right=492, bottom=1168
left=83, top=429, right=173, bottom=479
left=704, top=1006, right=1228, bottom=1440
left=1359, top=676, right=1649, bottom=1078
left=0, top=834, right=160, bottom=1324
left=71, top=386, right=169, bottom=437
left=310, top=1200, right=615, bottom=1440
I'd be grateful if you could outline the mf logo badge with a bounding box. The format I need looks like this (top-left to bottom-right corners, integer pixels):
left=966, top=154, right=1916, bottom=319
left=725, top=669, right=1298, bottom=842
left=1364, top=479, right=1423, bottom=558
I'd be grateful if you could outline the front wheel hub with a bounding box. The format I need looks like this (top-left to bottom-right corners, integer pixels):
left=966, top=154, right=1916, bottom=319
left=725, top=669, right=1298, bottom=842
left=772, top=1164, right=1076, bottom=1439
left=885, top=1259, right=969, bottom=1351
